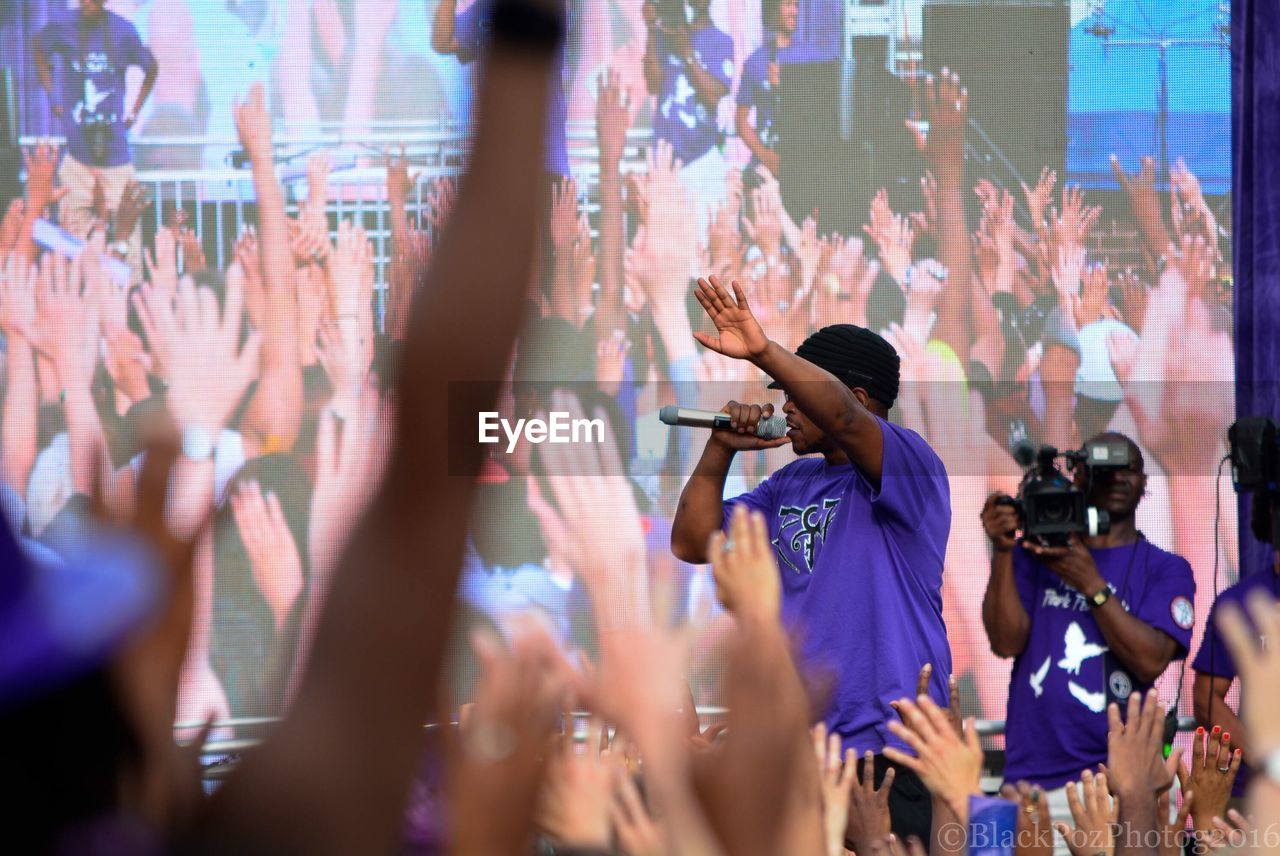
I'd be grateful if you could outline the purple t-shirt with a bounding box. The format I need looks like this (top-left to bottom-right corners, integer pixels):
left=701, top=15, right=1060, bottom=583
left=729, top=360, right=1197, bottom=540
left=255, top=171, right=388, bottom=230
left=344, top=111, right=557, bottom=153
left=454, top=1, right=570, bottom=177
left=36, top=12, right=156, bottom=168
left=1192, top=571, right=1280, bottom=796
left=737, top=41, right=780, bottom=164
left=654, top=24, right=734, bottom=166
left=1003, top=539, right=1196, bottom=789
left=723, top=418, right=952, bottom=755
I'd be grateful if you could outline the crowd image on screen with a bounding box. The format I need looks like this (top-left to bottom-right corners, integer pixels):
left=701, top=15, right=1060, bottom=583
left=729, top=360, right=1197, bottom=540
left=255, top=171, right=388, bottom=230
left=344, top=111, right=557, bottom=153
left=3, top=0, right=1271, bottom=854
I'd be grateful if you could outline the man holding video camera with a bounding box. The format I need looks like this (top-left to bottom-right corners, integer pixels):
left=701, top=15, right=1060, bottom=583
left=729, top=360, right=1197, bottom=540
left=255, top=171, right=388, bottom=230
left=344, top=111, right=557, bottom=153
left=32, top=0, right=156, bottom=266
left=981, top=432, right=1195, bottom=819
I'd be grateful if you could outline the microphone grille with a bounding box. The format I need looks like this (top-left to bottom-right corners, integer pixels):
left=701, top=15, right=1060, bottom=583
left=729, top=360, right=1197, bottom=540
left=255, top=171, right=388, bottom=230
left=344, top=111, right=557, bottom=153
left=658, top=405, right=680, bottom=426
left=755, top=415, right=789, bottom=440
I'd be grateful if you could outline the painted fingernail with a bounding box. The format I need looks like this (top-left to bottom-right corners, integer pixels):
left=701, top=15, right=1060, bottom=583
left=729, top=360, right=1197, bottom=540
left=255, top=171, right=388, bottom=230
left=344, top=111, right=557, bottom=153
left=1223, top=733, right=1231, bottom=743
left=1196, top=727, right=1204, bottom=735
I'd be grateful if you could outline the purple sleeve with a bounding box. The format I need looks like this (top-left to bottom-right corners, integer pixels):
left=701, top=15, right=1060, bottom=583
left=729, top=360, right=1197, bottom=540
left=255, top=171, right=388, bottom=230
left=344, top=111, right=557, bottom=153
left=722, top=474, right=776, bottom=532
left=123, top=24, right=158, bottom=74
left=453, top=2, right=488, bottom=64
left=866, top=419, right=950, bottom=528
left=1132, top=551, right=1197, bottom=657
left=1192, top=594, right=1239, bottom=678
left=1191, top=607, right=1237, bottom=678
left=736, top=53, right=764, bottom=108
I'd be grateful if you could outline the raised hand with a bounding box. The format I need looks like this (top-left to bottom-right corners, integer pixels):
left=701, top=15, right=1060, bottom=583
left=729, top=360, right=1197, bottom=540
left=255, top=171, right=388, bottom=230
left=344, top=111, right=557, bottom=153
left=23, top=143, right=67, bottom=213
left=134, top=273, right=261, bottom=434
left=597, top=68, right=632, bottom=168
left=232, top=226, right=266, bottom=328
left=176, top=227, right=207, bottom=276
left=1000, top=781, right=1055, bottom=856
left=865, top=189, right=915, bottom=285
left=1110, top=154, right=1172, bottom=258
left=1021, top=166, right=1057, bottom=230
left=535, top=719, right=614, bottom=850
left=692, top=275, right=770, bottom=360
left=549, top=178, right=580, bottom=252
left=289, top=216, right=331, bottom=269
left=884, top=695, right=982, bottom=819
left=919, top=69, right=968, bottom=180
left=448, top=626, right=572, bottom=856
left=1181, top=725, right=1242, bottom=841
left=38, top=252, right=101, bottom=395
left=424, top=175, right=458, bottom=236
left=1105, top=690, right=1173, bottom=801
left=385, top=144, right=412, bottom=214
left=0, top=198, right=26, bottom=253
left=910, top=171, right=939, bottom=237
left=115, top=180, right=151, bottom=239
left=1206, top=809, right=1256, bottom=851
left=1077, top=261, right=1114, bottom=326
left=611, top=763, right=665, bottom=856
left=1051, top=243, right=1085, bottom=328
left=232, top=82, right=274, bottom=158
left=230, top=479, right=304, bottom=631
left=0, top=252, right=40, bottom=345
left=843, top=745, right=892, bottom=856
left=530, top=390, right=649, bottom=627
left=325, top=218, right=373, bottom=320
left=708, top=505, right=782, bottom=622
left=1052, top=770, right=1117, bottom=856
left=595, top=328, right=630, bottom=397
left=145, top=225, right=180, bottom=296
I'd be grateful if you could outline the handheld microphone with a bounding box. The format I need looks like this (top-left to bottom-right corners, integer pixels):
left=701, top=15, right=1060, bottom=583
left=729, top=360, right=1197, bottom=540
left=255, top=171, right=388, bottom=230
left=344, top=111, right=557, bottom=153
left=658, top=406, right=789, bottom=440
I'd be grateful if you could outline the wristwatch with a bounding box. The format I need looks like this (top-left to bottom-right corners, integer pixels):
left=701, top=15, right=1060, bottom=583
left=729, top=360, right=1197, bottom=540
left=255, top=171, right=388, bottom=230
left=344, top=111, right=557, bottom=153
left=1088, top=583, right=1116, bottom=609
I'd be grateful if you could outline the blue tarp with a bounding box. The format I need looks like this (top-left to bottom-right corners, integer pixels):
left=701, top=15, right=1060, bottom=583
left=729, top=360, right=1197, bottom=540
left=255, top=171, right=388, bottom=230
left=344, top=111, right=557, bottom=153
left=1068, top=0, right=1231, bottom=193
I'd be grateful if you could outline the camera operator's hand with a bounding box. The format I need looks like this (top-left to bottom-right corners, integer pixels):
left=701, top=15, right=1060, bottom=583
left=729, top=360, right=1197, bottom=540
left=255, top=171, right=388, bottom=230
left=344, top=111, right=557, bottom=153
left=981, top=493, right=1019, bottom=553
left=711, top=400, right=789, bottom=453
left=1024, top=534, right=1106, bottom=598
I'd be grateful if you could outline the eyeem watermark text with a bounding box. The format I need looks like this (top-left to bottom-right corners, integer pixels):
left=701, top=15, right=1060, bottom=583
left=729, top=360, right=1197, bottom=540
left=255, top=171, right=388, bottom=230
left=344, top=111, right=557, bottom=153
left=478, top=412, right=604, bottom=453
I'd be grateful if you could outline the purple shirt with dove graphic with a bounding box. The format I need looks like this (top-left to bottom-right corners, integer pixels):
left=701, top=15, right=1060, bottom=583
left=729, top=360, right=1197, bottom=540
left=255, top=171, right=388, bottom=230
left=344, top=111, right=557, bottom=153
left=1003, top=539, right=1196, bottom=789
left=723, top=417, right=952, bottom=756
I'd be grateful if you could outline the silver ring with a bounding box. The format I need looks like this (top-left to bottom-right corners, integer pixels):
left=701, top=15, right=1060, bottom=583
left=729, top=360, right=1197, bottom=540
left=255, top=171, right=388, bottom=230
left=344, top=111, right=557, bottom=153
left=723, top=539, right=735, bottom=552
left=1218, top=765, right=1231, bottom=773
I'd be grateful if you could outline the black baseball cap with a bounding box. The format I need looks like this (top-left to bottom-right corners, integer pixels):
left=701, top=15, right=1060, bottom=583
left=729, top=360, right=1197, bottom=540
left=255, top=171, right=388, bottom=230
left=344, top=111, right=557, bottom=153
left=766, top=324, right=901, bottom=408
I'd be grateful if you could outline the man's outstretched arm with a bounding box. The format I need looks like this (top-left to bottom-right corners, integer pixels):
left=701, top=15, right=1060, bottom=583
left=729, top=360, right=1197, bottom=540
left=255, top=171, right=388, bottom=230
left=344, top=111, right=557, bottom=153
left=188, top=4, right=563, bottom=852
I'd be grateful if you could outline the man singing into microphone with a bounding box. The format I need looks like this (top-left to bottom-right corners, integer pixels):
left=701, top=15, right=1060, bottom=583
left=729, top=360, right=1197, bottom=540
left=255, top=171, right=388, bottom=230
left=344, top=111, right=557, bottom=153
left=671, top=276, right=952, bottom=844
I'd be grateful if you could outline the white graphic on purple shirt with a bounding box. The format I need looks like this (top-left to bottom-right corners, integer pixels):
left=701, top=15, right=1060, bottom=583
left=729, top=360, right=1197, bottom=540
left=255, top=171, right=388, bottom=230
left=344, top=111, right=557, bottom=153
left=1057, top=622, right=1108, bottom=675
left=1068, top=681, right=1107, bottom=713
left=1029, top=656, right=1051, bottom=698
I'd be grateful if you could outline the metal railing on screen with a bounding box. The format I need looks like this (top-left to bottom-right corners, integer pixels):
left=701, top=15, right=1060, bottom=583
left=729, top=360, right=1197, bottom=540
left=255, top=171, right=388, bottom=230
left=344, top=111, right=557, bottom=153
left=186, top=714, right=1207, bottom=783
left=21, top=122, right=655, bottom=328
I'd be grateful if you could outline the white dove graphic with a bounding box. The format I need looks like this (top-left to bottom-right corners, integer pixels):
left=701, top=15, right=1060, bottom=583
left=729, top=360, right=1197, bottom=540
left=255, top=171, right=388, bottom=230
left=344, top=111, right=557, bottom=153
left=1057, top=622, right=1107, bottom=675
left=83, top=79, right=111, bottom=114
left=1028, top=656, right=1051, bottom=698
left=1067, top=681, right=1107, bottom=713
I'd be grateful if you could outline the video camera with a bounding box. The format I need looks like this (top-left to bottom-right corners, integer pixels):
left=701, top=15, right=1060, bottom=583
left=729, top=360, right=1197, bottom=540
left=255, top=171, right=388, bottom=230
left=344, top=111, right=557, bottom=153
left=995, top=439, right=1133, bottom=547
left=1229, top=418, right=1280, bottom=545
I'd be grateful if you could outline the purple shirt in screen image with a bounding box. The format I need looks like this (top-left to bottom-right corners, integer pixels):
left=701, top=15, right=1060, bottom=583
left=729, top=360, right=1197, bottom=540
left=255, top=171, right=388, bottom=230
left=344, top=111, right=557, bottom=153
left=737, top=40, right=780, bottom=165
left=453, top=0, right=570, bottom=177
left=654, top=23, right=733, bottom=167
left=1191, top=570, right=1280, bottom=796
left=1003, top=539, right=1195, bottom=789
left=724, top=417, right=952, bottom=756
left=36, top=11, right=156, bottom=168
